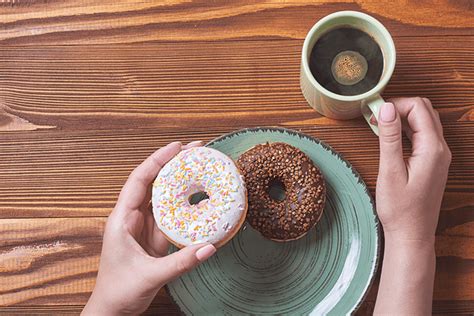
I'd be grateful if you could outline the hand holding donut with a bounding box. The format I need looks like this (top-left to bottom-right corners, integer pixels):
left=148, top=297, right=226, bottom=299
left=82, top=142, right=217, bottom=316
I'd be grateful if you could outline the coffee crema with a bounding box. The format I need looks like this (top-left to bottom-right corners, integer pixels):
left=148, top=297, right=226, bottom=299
left=309, top=27, right=383, bottom=96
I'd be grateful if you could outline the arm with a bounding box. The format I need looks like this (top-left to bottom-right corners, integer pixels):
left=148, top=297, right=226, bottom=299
left=82, top=141, right=216, bottom=315
left=374, top=98, right=451, bottom=315
left=376, top=237, right=435, bottom=315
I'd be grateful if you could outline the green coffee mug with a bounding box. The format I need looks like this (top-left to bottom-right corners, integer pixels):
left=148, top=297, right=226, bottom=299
left=300, top=11, right=396, bottom=135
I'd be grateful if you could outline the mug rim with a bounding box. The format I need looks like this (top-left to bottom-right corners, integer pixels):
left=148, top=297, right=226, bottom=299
left=301, top=11, right=396, bottom=102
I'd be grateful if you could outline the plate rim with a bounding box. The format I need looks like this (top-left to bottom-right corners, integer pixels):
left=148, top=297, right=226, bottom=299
left=166, top=126, right=381, bottom=315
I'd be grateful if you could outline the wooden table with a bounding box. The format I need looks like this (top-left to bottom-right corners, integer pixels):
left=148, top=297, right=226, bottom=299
left=1, top=1, right=473, bottom=314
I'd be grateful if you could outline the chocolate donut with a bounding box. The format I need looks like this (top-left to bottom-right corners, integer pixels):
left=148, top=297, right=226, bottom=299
left=237, top=142, right=325, bottom=241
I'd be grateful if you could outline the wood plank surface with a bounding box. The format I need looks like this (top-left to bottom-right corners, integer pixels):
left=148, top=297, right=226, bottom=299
left=0, top=218, right=473, bottom=311
left=0, top=0, right=473, bottom=314
left=1, top=0, right=474, bottom=45
left=0, top=39, right=472, bottom=218
left=0, top=218, right=174, bottom=311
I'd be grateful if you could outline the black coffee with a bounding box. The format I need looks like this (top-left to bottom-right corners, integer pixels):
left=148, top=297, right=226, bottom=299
left=309, top=27, right=383, bottom=96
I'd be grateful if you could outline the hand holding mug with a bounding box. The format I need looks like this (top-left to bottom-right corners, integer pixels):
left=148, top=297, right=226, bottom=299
left=374, top=97, right=451, bottom=315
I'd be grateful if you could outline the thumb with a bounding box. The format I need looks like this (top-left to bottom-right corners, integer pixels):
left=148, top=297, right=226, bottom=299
left=377, top=102, right=407, bottom=183
left=153, top=243, right=216, bottom=285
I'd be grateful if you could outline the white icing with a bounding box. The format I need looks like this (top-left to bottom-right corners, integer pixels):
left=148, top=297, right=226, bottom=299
left=152, top=147, right=246, bottom=246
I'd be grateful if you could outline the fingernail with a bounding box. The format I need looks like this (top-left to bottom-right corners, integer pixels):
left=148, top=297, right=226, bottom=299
left=380, top=102, right=396, bottom=123
left=188, top=141, right=203, bottom=146
left=196, top=244, right=216, bottom=261
left=182, top=141, right=204, bottom=150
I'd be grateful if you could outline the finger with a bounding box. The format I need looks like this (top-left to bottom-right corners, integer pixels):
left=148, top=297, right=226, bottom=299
left=142, top=222, right=170, bottom=257
left=371, top=112, right=414, bottom=141
left=144, top=213, right=171, bottom=257
left=421, top=97, right=444, bottom=137
left=182, top=140, right=203, bottom=150
left=151, top=228, right=171, bottom=257
left=378, top=102, right=408, bottom=183
left=117, top=142, right=182, bottom=211
left=377, top=104, right=416, bottom=142
left=401, top=121, right=413, bottom=142
left=369, top=113, right=377, bottom=126
left=137, top=205, right=170, bottom=257
left=153, top=243, right=216, bottom=285
left=389, top=98, right=440, bottom=146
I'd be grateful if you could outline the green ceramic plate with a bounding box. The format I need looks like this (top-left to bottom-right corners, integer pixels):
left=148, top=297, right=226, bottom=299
left=167, top=127, right=380, bottom=315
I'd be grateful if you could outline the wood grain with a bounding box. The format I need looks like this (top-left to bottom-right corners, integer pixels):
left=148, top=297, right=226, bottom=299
left=1, top=0, right=473, bottom=314
left=0, top=217, right=172, bottom=309
left=1, top=1, right=474, bottom=45
left=0, top=218, right=103, bottom=305
left=0, top=38, right=472, bottom=218
left=0, top=217, right=472, bottom=312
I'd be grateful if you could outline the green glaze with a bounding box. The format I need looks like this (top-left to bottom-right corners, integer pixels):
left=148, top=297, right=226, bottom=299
left=167, top=127, right=380, bottom=315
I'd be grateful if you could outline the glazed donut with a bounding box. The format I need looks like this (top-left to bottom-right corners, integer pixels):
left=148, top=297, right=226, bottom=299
left=237, top=142, right=325, bottom=241
left=152, top=147, right=247, bottom=248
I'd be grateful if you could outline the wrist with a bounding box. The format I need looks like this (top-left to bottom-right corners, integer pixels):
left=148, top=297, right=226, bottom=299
left=83, top=290, right=122, bottom=316
left=376, top=229, right=436, bottom=315
left=383, top=233, right=436, bottom=274
left=384, top=231, right=435, bottom=251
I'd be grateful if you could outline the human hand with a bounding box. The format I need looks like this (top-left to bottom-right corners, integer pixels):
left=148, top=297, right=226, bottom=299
left=374, top=98, right=451, bottom=315
left=82, top=141, right=216, bottom=316
left=376, top=97, right=451, bottom=244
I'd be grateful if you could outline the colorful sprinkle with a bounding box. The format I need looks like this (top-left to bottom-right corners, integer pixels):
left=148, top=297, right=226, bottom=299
left=153, top=147, right=245, bottom=244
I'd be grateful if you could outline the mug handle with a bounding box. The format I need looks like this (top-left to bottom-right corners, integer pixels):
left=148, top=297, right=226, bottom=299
left=361, top=94, right=385, bottom=136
